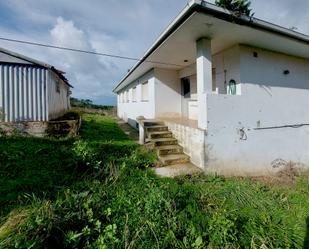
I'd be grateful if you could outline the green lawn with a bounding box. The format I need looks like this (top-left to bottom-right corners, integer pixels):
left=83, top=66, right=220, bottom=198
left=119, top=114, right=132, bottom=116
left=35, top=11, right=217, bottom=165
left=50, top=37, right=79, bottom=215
left=0, top=112, right=308, bottom=248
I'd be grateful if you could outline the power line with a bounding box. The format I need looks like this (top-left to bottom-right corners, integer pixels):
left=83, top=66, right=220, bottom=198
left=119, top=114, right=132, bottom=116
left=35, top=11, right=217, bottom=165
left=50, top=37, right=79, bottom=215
left=0, top=36, right=183, bottom=67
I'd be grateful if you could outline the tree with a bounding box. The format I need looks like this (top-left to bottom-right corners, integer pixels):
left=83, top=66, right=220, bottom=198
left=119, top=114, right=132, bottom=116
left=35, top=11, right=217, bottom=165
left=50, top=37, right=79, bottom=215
left=215, top=0, right=253, bottom=17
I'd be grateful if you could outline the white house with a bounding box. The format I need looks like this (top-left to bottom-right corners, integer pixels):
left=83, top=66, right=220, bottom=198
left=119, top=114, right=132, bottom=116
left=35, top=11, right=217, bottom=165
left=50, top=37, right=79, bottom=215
left=114, top=0, right=309, bottom=176
left=0, top=47, right=72, bottom=122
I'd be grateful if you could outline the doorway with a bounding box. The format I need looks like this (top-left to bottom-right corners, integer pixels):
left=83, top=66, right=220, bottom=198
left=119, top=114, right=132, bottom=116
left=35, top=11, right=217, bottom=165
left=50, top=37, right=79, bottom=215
left=181, top=77, right=191, bottom=118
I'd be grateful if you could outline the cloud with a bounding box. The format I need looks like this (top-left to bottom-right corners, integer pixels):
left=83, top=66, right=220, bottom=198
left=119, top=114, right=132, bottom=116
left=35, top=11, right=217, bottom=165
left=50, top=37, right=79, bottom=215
left=50, top=17, right=88, bottom=49
left=250, top=0, right=309, bottom=34
left=48, top=17, right=124, bottom=103
left=0, top=0, right=186, bottom=105
left=0, top=0, right=308, bottom=105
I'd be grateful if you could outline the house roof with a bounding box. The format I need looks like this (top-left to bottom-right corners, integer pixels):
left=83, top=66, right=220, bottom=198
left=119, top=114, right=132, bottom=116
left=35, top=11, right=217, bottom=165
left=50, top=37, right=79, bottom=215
left=0, top=46, right=73, bottom=88
left=113, top=0, right=309, bottom=93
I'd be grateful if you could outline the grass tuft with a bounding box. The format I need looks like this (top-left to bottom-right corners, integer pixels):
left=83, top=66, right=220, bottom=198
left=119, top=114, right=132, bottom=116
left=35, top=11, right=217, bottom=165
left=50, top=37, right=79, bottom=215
left=0, top=112, right=308, bottom=248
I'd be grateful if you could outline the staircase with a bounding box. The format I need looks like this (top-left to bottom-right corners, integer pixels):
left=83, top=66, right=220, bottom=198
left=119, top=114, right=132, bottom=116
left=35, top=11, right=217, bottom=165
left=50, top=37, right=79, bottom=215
left=143, top=120, right=190, bottom=166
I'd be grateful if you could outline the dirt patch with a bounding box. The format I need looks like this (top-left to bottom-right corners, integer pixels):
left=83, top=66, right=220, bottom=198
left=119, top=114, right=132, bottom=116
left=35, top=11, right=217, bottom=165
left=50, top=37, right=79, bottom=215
left=251, top=162, right=304, bottom=186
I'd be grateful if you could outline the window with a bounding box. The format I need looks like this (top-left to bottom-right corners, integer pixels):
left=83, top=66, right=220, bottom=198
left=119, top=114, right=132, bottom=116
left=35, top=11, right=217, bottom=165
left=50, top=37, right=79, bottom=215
left=127, top=90, right=131, bottom=103
left=212, top=68, right=217, bottom=92
left=228, top=79, right=237, bottom=95
left=181, top=78, right=190, bottom=98
left=56, top=80, right=60, bottom=93
left=126, top=90, right=129, bottom=103
left=123, top=91, right=127, bottom=103
left=67, top=89, right=72, bottom=97
left=141, top=82, right=149, bottom=101
left=132, top=87, right=137, bottom=102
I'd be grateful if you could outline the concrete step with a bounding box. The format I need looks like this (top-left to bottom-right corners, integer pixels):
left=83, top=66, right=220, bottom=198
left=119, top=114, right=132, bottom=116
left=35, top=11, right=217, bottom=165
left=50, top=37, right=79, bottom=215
left=143, top=120, right=164, bottom=127
left=148, top=131, right=173, bottom=139
left=159, top=154, right=190, bottom=166
left=152, top=138, right=178, bottom=146
left=156, top=145, right=183, bottom=156
left=146, top=125, right=168, bottom=132
left=154, top=163, right=203, bottom=177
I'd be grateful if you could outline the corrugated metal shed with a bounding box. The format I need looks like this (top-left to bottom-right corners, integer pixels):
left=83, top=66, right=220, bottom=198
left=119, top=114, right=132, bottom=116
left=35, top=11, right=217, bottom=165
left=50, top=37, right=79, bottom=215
left=0, top=64, right=48, bottom=122
left=0, top=47, right=73, bottom=122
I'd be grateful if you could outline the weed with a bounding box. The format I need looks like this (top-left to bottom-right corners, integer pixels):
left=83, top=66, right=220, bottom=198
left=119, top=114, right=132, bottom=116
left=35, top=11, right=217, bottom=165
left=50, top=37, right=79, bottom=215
left=0, top=113, right=308, bottom=248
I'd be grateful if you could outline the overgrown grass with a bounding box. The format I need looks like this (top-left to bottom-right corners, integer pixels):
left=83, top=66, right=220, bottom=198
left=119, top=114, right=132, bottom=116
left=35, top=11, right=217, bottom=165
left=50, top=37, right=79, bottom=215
left=0, top=113, right=308, bottom=248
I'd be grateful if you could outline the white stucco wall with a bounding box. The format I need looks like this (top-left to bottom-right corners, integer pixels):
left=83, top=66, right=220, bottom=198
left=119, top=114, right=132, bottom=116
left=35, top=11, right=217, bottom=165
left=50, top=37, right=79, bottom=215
left=48, top=70, right=70, bottom=120
left=176, top=46, right=241, bottom=120
left=178, top=65, right=198, bottom=119
left=205, top=45, right=309, bottom=175
left=116, top=45, right=242, bottom=126
left=179, top=63, right=196, bottom=79
left=177, top=45, right=241, bottom=97
left=117, top=70, right=156, bottom=128
left=154, top=68, right=182, bottom=118
left=213, top=45, right=241, bottom=95
left=116, top=44, right=309, bottom=176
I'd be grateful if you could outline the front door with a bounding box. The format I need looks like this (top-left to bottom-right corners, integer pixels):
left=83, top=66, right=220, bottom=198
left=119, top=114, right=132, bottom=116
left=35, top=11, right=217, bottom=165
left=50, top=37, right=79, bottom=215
left=181, top=77, right=191, bottom=118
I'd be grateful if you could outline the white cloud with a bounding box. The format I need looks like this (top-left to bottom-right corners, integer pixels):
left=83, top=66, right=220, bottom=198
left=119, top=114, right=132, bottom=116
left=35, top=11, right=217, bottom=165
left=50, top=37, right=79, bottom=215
left=0, top=0, right=186, bottom=104
left=50, top=17, right=88, bottom=49
left=48, top=17, right=125, bottom=103
left=0, top=0, right=308, bottom=104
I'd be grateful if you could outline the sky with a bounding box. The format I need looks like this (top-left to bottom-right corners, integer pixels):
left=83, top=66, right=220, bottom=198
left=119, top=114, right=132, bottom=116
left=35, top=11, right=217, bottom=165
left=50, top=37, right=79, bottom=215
left=0, top=0, right=308, bottom=105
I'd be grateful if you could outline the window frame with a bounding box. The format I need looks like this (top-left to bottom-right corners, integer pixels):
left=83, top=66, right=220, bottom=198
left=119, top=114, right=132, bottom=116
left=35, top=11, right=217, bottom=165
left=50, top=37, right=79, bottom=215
left=141, top=81, right=149, bottom=102
left=126, top=90, right=129, bottom=103
left=132, top=87, right=137, bottom=102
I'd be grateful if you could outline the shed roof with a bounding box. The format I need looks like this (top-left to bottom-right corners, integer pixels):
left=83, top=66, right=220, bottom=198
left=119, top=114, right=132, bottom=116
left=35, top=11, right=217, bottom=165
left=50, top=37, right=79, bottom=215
left=113, top=0, right=309, bottom=93
left=0, top=46, right=73, bottom=88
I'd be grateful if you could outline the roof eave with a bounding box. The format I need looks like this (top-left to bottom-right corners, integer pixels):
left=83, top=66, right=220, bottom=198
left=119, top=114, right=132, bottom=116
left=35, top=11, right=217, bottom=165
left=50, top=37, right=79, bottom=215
left=49, top=67, right=73, bottom=88
left=113, top=0, right=309, bottom=93
left=0, top=47, right=52, bottom=68
left=197, top=1, right=309, bottom=44
left=0, top=47, right=73, bottom=88
left=113, top=0, right=200, bottom=93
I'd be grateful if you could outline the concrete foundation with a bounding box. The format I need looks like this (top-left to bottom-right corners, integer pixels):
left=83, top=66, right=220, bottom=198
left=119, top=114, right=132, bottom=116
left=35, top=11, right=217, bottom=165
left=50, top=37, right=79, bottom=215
left=0, top=118, right=81, bottom=138
left=164, top=120, right=206, bottom=170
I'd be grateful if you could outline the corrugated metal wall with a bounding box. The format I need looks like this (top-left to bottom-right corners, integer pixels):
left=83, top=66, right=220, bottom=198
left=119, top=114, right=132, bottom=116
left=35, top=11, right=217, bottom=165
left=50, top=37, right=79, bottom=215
left=0, top=64, right=48, bottom=122
left=47, top=71, right=70, bottom=120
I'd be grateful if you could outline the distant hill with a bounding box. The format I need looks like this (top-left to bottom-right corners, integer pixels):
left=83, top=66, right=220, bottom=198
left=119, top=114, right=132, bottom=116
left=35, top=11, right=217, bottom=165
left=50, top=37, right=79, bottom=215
left=70, top=97, right=114, bottom=110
